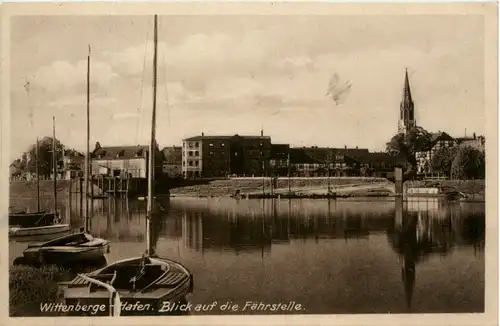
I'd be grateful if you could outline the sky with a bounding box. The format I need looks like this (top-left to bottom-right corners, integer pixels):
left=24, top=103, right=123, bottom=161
left=10, top=14, right=485, bottom=161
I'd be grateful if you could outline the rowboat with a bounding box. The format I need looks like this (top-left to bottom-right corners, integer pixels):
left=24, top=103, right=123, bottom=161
left=22, top=232, right=110, bottom=265
left=63, top=255, right=193, bottom=316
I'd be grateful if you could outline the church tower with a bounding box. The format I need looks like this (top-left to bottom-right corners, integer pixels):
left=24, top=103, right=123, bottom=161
left=398, top=69, right=416, bottom=134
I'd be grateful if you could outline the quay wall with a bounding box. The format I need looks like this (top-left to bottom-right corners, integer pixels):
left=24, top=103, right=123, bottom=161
left=169, top=177, right=393, bottom=197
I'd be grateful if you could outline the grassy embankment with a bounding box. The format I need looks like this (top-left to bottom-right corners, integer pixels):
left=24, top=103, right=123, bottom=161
left=170, top=177, right=394, bottom=198
left=405, top=179, right=485, bottom=201
left=9, top=265, right=72, bottom=317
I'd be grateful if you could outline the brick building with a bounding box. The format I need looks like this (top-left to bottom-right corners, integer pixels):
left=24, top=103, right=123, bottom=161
left=182, top=132, right=272, bottom=178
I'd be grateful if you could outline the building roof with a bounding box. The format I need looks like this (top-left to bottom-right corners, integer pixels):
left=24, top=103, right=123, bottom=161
left=92, top=145, right=149, bottom=160
left=63, top=149, right=84, bottom=157
left=184, top=134, right=271, bottom=141
left=161, top=146, right=182, bottom=164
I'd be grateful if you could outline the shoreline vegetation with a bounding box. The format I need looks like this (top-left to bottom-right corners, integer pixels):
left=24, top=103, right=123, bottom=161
left=9, top=265, right=71, bottom=317
left=9, top=177, right=485, bottom=203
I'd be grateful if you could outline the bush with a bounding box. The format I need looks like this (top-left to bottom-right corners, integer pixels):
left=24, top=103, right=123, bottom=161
left=9, top=265, right=72, bottom=316
left=451, top=146, right=485, bottom=180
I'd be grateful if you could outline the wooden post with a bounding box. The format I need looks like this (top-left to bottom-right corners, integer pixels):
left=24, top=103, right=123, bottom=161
left=79, top=177, right=83, bottom=218
left=395, top=167, right=403, bottom=196
left=68, top=178, right=72, bottom=215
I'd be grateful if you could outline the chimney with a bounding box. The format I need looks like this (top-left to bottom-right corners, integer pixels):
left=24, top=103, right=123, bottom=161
left=473, top=132, right=476, bottom=139
left=261, top=130, right=263, bottom=137
left=202, top=132, right=204, bottom=136
left=95, top=142, right=101, bottom=150
left=345, top=145, right=347, bottom=149
left=356, top=146, right=358, bottom=149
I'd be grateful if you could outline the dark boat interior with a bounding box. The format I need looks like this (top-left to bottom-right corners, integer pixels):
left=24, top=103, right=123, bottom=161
left=9, top=212, right=56, bottom=228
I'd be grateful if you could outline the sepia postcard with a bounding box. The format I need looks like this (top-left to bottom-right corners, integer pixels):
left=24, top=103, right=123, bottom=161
left=0, top=2, right=498, bottom=326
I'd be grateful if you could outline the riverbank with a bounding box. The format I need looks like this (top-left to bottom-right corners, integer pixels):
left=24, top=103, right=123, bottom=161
left=405, top=180, right=485, bottom=201
left=9, top=265, right=71, bottom=316
left=170, top=177, right=394, bottom=198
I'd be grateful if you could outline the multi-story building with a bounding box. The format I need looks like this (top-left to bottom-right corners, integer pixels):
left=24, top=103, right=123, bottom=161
left=91, top=142, right=162, bottom=178
left=182, top=132, right=272, bottom=178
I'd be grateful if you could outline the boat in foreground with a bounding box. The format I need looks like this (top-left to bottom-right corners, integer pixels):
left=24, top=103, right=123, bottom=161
left=22, top=232, right=110, bottom=265
left=63, top=255, right=193, bottom=316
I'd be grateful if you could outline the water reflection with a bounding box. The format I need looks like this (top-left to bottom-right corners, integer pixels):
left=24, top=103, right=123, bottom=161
left=9, top=196, right=485, bottom=314
left=59, top=197, right=485, bottom=258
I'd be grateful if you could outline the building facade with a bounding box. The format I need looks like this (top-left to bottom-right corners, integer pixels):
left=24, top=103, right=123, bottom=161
left=62, top=149, right=85, bottom=180
left=91, top=142, right=162, bottom=179
left=182, top=133, right=272, bottom=178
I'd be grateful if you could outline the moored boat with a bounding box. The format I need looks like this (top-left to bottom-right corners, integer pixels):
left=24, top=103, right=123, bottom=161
left=63, top=255, right=193, bottom=316
left=9, top=223, right=70, bottom=237
left=22, top=232, right=110, bottom=265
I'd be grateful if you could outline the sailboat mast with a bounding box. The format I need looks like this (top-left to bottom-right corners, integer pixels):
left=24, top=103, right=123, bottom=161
left=146, top=14, right=158, bottom=255
left=36, top=138, right=40, bottom=212
left=52, top=117, right=57, bottom=215
left=84, top=45, right=91, bottom=232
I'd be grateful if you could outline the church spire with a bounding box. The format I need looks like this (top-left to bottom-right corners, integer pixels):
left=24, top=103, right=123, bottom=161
left=402, top=68, right=413, bottom=104
left=398, top=68, right=416, bottom=134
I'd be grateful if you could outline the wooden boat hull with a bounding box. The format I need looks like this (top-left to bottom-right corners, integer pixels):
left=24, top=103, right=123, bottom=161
left=9, top=224, right=70, bottom=237
left=24, top=245, right=109, bottom=265
left=22, top=232, right=110, bottom=265
left=62, top=256, right=194, bottom=316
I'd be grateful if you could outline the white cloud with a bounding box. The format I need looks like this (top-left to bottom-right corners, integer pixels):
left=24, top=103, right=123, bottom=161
left=28, top=59, right=119, bottom=93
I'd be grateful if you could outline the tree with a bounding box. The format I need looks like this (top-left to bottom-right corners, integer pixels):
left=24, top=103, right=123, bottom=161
left=451, top=146, right=485, bottom=180
left=431, top=146, right=458, bottom=176
left=23, top=137, right=65, bottom=178
left=386, top=126, right=431, bottom=169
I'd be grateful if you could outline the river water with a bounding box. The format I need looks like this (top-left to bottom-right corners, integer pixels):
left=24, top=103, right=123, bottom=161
left=9, top=196, right=485, bottom=314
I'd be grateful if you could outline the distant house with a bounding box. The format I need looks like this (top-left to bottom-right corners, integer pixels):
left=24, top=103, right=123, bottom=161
left=358, top=152, right=406, bottom=178
left=161, top=146, right=182, bottom=178
left=455, top=133, right=485, bottom=152
left=414, top=131, right=456, bottom=175
left=62, top=149, right=85, bottom=180
left=91, top=142, right=162, bottom=179
left=283, top=146, right=369, bottom=177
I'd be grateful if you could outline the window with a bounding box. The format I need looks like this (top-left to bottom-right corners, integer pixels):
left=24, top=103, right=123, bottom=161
left=234, top=152, right=238, bottom=156
left=209, top=151, right=214, bottom=156
left=195, top=161, right=199, bottom=166
left=182, top=161, right=185, bottom=166
left=189, top=161, right=193, bottom=166
left=221, top=143, right=225, bottom=147
left=260, top=152, right=264, bottom=156
left=195, top=151, right=199, bottom=156
left=209, top=143, right=214, bottom=147
left=195, top=142, right=199, bottom=147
